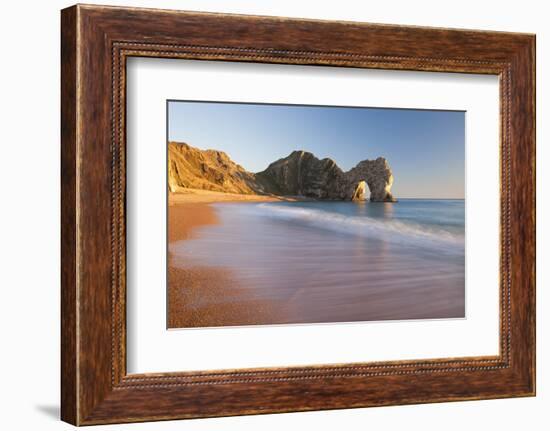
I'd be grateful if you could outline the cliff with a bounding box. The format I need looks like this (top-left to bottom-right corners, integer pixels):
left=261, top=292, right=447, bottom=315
left=168, top=142, right=258, bottom=195
left=168, top=142, right=395, bottom=202
left=256, top=150, right=395, bottom=201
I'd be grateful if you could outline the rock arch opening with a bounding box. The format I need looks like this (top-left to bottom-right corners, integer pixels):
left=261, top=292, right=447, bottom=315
left=351, top=180, right=368, bottom=201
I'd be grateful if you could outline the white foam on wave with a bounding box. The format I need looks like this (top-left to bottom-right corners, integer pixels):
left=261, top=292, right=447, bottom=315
left=243, top=203, right=465, bottom=251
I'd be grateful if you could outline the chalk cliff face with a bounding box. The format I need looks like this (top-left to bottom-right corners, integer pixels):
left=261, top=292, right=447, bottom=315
left=169, top=142, right=396, bottom=202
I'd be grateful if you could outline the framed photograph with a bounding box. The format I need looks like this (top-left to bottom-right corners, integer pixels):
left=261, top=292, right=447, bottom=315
left=61, top=4, right=536, bottom=425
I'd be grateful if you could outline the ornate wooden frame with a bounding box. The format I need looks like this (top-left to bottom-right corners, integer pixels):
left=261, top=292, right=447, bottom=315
left=61, top=4, right=536, bottom=425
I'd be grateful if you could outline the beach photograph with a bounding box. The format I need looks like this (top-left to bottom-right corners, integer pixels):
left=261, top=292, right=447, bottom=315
left=167, top=101, right=465, bottom=329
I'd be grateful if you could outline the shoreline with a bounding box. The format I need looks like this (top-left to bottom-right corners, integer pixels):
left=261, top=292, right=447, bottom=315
left=167, top=191, right=464, bottom=329
left=169, top=189, right=456, bottom=205
left=167, top=199, right=280, bottom=328
left=169, top=188, right=302, bottom=205
left=168, top=202, right=219, bottom=243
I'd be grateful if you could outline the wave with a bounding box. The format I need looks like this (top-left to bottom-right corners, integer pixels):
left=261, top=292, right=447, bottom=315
left=240, top=203, right=465, bottom=251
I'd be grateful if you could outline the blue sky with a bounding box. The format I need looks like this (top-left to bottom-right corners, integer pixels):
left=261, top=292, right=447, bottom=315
left=168, top=101, right=465, bottom=199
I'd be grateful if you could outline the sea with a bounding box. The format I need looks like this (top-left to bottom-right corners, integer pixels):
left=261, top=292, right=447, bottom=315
left=170, top=199, right=466, bottom=325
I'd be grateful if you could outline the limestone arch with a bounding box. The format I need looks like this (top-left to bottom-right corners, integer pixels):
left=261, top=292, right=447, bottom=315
left=344, top=158, right=395, bottom=202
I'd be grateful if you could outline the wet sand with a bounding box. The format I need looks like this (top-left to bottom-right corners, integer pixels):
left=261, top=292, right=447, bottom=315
left=168, top=201, right=219, bottom=243
left=167, top=196, right=281, bottom=328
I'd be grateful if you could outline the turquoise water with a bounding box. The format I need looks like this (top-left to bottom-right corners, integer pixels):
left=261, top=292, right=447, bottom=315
left=247, top=199, right=465, bottom=252
left=170, top=199, right=465, bottom=327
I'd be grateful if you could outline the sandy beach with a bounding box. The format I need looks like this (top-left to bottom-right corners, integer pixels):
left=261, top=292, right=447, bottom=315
left=167, top=190, right=286, bottom=328
left=169, top=188, right=297, bottom=205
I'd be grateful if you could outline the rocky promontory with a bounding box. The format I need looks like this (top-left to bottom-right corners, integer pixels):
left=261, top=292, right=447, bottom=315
left=256, top=150, right=395, bottom=202
left=168, top=142, right=396, bottom=202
